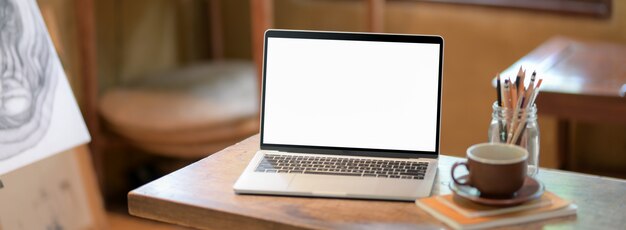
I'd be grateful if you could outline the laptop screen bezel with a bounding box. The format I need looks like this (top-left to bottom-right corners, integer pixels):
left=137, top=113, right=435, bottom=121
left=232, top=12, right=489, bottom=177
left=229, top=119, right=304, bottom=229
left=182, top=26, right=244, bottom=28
left=259, top=30, right=444, bottom=159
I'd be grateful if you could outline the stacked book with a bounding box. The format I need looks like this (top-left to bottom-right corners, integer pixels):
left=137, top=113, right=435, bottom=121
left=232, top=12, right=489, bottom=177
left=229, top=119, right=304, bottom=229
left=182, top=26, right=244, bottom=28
left=416, top=192, right=577, bottom=230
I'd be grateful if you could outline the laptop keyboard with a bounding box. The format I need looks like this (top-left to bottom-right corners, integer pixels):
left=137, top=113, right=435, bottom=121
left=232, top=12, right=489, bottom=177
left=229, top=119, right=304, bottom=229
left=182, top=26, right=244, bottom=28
left=254, top=153, right=428, bottom=180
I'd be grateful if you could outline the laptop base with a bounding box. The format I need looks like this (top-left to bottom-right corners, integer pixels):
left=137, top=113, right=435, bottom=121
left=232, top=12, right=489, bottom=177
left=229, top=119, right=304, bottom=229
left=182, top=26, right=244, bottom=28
left=234, top=151, right=438, bottom=201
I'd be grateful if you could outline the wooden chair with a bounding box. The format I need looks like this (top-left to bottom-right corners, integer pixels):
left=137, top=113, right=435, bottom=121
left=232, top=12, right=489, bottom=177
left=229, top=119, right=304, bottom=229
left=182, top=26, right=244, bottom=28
left=98, top=0, right=258, bottom=159
left=81, top=0, right=259, bottom=165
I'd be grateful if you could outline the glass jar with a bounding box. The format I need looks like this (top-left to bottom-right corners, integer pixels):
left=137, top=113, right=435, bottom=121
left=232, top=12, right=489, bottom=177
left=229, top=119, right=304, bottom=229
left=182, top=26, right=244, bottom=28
left=488, top=102, right=540, bottom=177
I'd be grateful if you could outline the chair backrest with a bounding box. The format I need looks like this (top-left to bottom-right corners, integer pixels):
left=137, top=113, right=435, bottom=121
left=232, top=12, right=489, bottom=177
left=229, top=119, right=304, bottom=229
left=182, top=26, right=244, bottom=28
left=176, top=0, right=225, bottom=61
left=208, top=0, right=224, bottom=60
left=73, top=0, right=103, bottom=184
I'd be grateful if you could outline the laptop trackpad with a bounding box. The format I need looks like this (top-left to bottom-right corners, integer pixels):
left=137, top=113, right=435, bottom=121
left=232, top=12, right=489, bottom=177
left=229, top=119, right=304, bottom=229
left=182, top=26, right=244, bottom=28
left=287, top=175, right=379, bottom=194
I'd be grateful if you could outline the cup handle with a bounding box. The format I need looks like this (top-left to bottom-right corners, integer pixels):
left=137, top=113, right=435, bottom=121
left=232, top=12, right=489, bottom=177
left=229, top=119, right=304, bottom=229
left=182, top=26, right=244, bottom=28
left=451, top=162, right=470, bottom=186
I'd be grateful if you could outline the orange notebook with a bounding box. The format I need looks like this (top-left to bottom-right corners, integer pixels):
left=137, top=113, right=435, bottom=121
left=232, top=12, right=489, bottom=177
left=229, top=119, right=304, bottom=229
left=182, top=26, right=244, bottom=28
left=415, top=192, right=577, bottom=230
left=435, top=193, right=553, bottom=218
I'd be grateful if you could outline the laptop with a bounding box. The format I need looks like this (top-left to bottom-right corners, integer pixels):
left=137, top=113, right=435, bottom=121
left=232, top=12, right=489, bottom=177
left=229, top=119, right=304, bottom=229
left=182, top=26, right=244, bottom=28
left=233, top=30, right=444, bottom=201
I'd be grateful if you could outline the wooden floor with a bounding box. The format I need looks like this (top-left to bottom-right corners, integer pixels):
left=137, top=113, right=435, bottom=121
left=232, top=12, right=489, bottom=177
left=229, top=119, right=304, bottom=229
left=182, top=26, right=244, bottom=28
left=108, top=212, right=190, bottom=230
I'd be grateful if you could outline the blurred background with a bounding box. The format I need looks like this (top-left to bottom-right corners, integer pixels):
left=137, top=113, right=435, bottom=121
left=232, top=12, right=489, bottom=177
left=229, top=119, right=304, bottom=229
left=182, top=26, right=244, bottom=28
left=34, top=0, right=625, bottom=228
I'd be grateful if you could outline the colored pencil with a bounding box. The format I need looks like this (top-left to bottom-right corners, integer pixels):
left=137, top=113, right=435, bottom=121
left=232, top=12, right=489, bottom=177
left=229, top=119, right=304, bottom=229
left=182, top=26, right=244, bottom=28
left=510, top=77, right=543, bottom=144
left=503, top=79, right=510, bottom=109
left=517, top=67, right=526, bottom=102
left=511, top=80, right=518, bottom=109
left=496, top=74, right=502, bottom=107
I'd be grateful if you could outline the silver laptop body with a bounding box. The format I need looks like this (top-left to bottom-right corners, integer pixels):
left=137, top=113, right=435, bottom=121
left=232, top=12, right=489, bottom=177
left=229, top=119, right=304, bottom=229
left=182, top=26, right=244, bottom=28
left=234, top=30, right=444, bottom=201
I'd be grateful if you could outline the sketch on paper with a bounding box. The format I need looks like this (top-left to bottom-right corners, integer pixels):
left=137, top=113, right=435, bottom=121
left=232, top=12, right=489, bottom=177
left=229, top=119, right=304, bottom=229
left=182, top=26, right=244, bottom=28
left=0, top=0, right=92, bottom=228
left=0, top=0, right=90, bottom=175
left=0, top=0, right=57, bottom=160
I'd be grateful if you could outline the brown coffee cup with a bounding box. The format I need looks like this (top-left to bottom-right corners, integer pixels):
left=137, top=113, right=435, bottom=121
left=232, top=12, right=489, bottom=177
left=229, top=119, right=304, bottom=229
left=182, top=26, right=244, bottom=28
left=451, top=143, right=528, bottom=197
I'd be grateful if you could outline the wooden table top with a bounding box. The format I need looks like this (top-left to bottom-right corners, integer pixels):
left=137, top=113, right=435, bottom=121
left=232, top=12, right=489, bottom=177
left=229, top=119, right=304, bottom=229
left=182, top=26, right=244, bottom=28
left=499, top=36, right=626, bottom=123
left=128, top=134, right=626, bottom=229
left=501, top=36, right=626, bottom=98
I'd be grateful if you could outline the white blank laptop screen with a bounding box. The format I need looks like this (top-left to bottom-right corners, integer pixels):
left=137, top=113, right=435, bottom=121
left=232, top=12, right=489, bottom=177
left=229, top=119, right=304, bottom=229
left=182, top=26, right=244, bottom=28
left=262, top=37, right=440, bottom=152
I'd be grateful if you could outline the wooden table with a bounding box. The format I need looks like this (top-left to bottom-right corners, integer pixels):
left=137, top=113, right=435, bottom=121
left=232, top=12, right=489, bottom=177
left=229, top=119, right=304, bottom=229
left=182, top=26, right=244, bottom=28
left=128, top=134, right=626, bottom=229
left=500, top=37, right=626, bottom=169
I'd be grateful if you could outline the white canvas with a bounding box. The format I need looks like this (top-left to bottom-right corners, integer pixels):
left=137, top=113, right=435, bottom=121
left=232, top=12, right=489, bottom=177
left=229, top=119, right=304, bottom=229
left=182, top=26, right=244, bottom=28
left=0, top=0, right=91, bottom=175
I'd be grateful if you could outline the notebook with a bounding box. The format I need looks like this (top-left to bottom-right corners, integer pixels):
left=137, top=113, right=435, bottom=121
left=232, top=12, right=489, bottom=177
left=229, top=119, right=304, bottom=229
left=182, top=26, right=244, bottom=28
left=416, top=191, right=577, bottom=229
